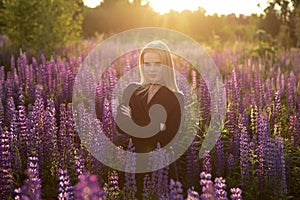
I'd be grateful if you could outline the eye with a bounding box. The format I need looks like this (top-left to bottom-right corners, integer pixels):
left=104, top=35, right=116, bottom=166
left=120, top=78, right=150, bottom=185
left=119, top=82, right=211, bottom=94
left=144, top=63, right=151, bottom=67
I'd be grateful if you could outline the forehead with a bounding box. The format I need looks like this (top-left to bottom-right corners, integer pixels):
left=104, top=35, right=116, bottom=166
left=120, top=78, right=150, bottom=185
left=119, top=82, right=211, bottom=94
left=143, top=52, right=160, bottom=63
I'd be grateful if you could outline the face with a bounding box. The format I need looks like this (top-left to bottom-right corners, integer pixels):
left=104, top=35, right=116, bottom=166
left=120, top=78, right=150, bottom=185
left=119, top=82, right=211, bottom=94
left=143, top=52, right=163, bottom=84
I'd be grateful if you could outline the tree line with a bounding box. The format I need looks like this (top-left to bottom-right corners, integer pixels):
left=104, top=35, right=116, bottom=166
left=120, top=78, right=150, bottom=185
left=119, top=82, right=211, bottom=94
left=0, top=0, right=299, bottom=55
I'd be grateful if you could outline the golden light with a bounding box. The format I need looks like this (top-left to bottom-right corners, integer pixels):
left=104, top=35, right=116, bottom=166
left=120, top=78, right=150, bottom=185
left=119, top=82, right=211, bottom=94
left=148, top=0, right=268, bottom=15
left=149, top=0, right=202, bottom=14
left=83, top=0, right=268, bottom=16
left=83, top=0, right=103, bottom=8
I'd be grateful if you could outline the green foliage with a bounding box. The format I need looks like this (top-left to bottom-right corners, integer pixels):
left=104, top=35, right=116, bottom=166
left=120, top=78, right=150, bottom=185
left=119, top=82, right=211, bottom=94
left=260, top=0, right=300, bottom=48
left=249, top=29, right=279, bottom=62
left=0, top=0, right=83, bottom=53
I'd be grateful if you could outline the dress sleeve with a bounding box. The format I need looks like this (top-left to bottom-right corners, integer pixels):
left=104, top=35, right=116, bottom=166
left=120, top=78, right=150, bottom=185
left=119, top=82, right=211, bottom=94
left=115, top=83, right=140, bottom=136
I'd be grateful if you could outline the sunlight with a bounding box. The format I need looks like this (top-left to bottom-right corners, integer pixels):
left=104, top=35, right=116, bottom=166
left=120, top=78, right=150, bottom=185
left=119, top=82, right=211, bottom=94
left=83, top=0, right=103, bottom=8
left=149, top=0, right=202, bottom=14
left=83, top=0, right=269, bottom=16
left=148, top=0, right=268, bottom=15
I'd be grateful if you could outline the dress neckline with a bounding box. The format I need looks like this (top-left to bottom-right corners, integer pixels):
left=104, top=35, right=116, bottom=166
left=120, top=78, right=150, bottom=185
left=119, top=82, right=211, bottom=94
left=146, top=85, right=162, bottom=104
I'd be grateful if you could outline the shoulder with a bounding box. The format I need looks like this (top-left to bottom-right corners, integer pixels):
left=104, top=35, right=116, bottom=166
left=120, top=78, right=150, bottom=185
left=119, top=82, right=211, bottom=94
left=174, top=91, right=184, bottom=107
left=121, top=82, right=141, bottom=104
left=123, top=82, right=141, bottom=95
left=161, top=87, right=184, bottom=105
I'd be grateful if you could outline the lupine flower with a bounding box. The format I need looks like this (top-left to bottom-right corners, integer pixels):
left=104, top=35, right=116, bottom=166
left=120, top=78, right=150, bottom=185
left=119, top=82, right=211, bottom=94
left=199, top=172, right=214, bottom=200
left=0, top=97, right=4, bottom=125
left=15, top=156, right=42, bottom=200
left=124, top=139, right=137, bottom=199
left=276, top=136, right=287, bottom=194
left=150, top=143, right=170, bottom=198
left=106, top=170, right=120, bottom=199
left=226, top=153, right=235, bottom=173
left=257, top=114, right=269, bottom=189
left=186, top=141, right=201, bottom=186
left=169, top=179, right=183, bottom=200
left=238, top=115, right=250, bottom=179
left=202, top=151, right=212, bottom=174
left=142, top=174, right=152, bottom=199
left=58, top=169, right=73, bottom=199
left=214, top=177, right=228, bottom=200
left=215, top=138, right=225, bottom=177
left=18, top=88, right=28, bottom=168
left=230, top=188, right=242, bottom=200
left=0, top=127, right=13, bottom=199
left=74, top=173, right=105, bottom=200
left=186, top=188, right=200, bottom=200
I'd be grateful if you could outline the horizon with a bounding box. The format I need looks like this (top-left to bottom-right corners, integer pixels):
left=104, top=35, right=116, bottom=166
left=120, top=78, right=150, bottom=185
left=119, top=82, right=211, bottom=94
left=83, top=0, right=270, bottom=16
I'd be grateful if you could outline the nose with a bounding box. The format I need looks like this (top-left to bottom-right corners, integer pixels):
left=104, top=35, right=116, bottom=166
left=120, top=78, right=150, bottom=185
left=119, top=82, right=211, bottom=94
left=149, top=64, right=156, bottom=71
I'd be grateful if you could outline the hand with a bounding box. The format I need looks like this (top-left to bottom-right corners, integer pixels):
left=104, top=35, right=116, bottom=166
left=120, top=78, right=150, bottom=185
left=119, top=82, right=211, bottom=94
left=160, top=123, right=166, bottom=131
left=121, top=105, right=132, bottom=118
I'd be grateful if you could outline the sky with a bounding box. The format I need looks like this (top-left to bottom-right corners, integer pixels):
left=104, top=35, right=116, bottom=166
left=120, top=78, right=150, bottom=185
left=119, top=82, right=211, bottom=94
left=83, top=0, right=269, bottom=16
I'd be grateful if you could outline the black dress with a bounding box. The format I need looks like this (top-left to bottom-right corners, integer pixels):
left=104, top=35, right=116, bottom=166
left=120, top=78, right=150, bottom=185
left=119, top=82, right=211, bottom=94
left=116, top=83, right=184, bottom=153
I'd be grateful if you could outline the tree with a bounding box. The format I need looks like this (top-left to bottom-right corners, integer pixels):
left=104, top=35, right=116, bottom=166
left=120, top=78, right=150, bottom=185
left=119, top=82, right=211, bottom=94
left=0, top=0, right=83, bottom=53
left=261, top=0, right=300, bottom=47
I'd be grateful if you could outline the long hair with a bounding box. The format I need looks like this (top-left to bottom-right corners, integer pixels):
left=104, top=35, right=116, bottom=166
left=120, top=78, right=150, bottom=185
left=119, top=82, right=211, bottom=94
left=138, top=40, right=180, bottom=93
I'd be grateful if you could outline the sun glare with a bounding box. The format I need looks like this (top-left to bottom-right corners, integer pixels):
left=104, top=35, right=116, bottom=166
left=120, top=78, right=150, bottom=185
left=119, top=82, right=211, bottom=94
left=83, top=0, right=103, bottom=8
left=83, top=0, right=268, bottom=16
left=149, top=0, right=268, bottom=15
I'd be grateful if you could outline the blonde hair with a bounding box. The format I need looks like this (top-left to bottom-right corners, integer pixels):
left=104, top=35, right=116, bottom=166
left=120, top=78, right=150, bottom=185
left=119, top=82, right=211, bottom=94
left=139, top=40, right=180, bottom=93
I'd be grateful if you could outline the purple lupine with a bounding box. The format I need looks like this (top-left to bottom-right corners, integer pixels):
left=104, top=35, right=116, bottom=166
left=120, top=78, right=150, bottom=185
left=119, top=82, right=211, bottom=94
left=31, top=86, right=46, bottom=177
left=257, top=114, right=269, bottom=190
left=202, top=150, right=212, bottom=174
left=106, top=170, right=120, bottom=199
left=273, top=91, right=282, bottom=119
left=186, top=140, right=200, bottom=187
left=238, top=115, right=250, bottom=179
left=186, top=188, right=200, bottom=200
left=15, top=156, right=42, bottom=200
left=142, top=174, right=152, bottom=199
left=231, top=68, right=242, bottom=114
left=287, top=71, right=296, bottom=114
left=250, top=104, right=258, bottom=137
left=0, top=127, right=13, bottom=199
left=199, top=172, right=214, bottom=200
left=276, top=136, right=287, bottom=194
left=102, top=98, right=114, bottom=140
left=17, top=88, right=28, bottom=168
left=58, top=103, right=68, bottom=169
left=293, top=114, right=300, bottom=146
left=66, top=103, right=76, bottom=165
left=58, top=168, right=73, bottom=199
left=230, top=188, right=242, bottom=200
left=44, top=99, right=59, bottom=177
left=214, top=177, right=228, bottom=200
left=74, top=173, right=105, bottom=200
left=226, top=153, right=235, bottom=173
left=7, top=97, right=21, bottom=171
left=74, top=147, right=87, bottom=177
left=227, top=103, right=239, bottom=160
left=0, top=97, right=4, bottom=126
left=149, top=143, right=169, bottom=197
left=215, top=138, right=225, bottom=177
left=253, top=71, right=264, bottom=108
left=169, top=179, right=184, bottom=200
left=267, top=137, right=278, bottom=190
left=199, top=76, right=211, bottom=126
left=124, top=139, right=137, bottom=199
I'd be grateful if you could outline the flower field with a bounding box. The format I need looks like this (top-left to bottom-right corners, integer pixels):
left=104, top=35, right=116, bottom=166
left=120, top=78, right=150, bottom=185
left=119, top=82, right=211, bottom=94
left=0, top=45, right=299, bottom=200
